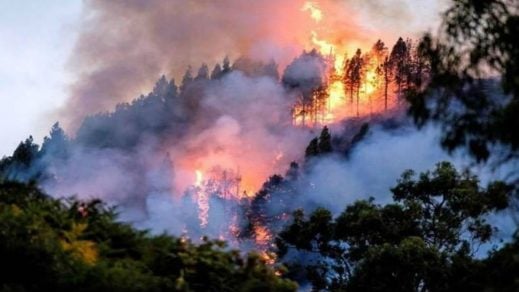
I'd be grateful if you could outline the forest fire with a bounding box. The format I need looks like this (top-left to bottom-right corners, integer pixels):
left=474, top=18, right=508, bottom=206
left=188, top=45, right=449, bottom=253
left=193, top=170, right=209, bottom=227
left=291, top=1, right=402, bottom=127
left=1, top=0, right=430, bottom=263
left=5, top=0, right=517, bottom=290
left=190, top=167, right=244, bottom=229
left=179, top=1, right=421, bottom=245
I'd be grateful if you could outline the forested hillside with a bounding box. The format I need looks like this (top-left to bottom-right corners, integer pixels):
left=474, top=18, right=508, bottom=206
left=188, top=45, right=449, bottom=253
left=1, top=0, right=518, bottom=291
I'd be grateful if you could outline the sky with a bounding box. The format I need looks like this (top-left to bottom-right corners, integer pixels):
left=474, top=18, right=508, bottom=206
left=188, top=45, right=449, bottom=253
left=0, top=0, right=446, bottom=157
left=0, top=1, right=82, bottom=156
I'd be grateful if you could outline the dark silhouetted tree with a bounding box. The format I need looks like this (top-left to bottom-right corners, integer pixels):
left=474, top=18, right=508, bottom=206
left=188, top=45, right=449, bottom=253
left=276, top=162, right=512, bottom=290
left=371, top=40, right=387, bottom=59
left=318, top=126, right=332, bottom=153
left=222, top=56, right=232, bottom=75
left=40, top=122, right=69, bottom=161
left=180, top=66, right=194, bottom=94
left=407, top=0, right=519, bottom=169
left=211, top=63, right=222, bottom=79
left=305, top=138, right=319, bottom=158
left=12, top=136, right=39, bottom=167
left=380, top=57, right=393, bottom=109
left=195, top=63, right=209, bottom=81
left=0, top=181, right=298, bottom=291
left=345, top=49, right=363, bottom=116
left=389, top=37, right=410, bottom=96
left=285, top=162, right=300, bottom=181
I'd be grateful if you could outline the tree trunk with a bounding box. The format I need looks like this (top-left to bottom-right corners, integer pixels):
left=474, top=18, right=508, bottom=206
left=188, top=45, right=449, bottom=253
left=356, top=83, right=360, bottom=117
left=384, top=74, right=388, bottom=110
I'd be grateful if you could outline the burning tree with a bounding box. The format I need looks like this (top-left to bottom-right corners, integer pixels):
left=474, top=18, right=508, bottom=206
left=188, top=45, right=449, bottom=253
left=189, top=167, right=243, bottom=232
left=344, top=49, right=365, bottom=116
left=283, top=49, right=329, bottom=127
left=389, top=37, right=412, bottom=97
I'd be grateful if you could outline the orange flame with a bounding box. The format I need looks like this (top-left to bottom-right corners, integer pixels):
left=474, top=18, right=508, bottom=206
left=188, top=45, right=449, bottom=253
left=195, top=170, right=203, bottom=187
left=175, top=1, right=400, bottom=248
left=301, top=1, right=323, bottom=22
left=194, top=170, right=209, bottom=227
left=295, top=0, right=398, bottom=126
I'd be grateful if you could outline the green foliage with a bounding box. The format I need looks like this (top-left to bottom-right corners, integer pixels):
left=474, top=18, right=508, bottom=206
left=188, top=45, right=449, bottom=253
left=40, top=122, right=69, bottom=161
left=0, top=136, right=42, bottom=182
left=11, top=136, right=40, bottom=167
left=0, top=123, right=71, bottom=184
left=276, top=162, right=514, bottom=291
left=482, top=233, right=519, bottom=292
left=0, top=181, right=297, bottom=291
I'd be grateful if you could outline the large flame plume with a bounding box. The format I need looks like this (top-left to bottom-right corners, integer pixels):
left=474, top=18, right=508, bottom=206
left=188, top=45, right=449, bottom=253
left=292, top=1, right=399, bottom=127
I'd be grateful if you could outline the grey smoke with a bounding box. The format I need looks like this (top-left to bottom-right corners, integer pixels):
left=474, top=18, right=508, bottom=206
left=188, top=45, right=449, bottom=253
left=61, top=0, right=444, bottom=131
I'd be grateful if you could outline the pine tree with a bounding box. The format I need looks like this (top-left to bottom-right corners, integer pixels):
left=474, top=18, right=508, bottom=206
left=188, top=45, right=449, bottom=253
left=409, top=41, right=429, bottom=90
left=211, top=63, right=222, bottom=79
left=371, top=40, right=388, bottom=62
left=195, top=64, right=209, bottom=80
left=345, top=49, right=363, bottom=111
left=180, top=67, right=193, bottom=94
left=346, top=49, right=364, bottom=116
left=381, top=57, right=392, bottom=110
left=152, top=75, right=169, bottom=97
left=41, top=122, right=69, bottom=160
left=318, top=126, right=332, bottom=153
left=305, top=138, right=320, bottom=158
left=389, top=37, right=410, bottom=96
left=165, top=78, right=178, bottom=100
left=12, top=136, right=39, bottom=167
left=285, top=162, right=300, bottom=181
left=405, top=38, right=414, bottom=90
left=222, top=56, right=232, bottom=75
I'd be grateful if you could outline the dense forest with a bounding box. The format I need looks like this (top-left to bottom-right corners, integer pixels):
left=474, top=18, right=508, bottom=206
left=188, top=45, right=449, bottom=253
left=1, top=0, right=519, bottom=291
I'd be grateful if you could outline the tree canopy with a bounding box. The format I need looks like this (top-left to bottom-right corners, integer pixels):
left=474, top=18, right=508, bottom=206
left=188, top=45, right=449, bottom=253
left=276, top=162, right=514, bottom=291
left=0, top=181, right=297, bottom=291
left=407, top=0, right=519, bottom=167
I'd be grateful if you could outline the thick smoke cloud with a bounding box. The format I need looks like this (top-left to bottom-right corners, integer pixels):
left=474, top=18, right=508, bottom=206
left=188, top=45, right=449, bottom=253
left=12, top=0, right=509, bottom=246
left=63, top=0, right=314, bottom=129
left=250, top=120, right=516, bottom=253
left=62, top=0, right=440, bottom=130
left=166, top=71, right=311, bottom=194
left=41, top=65, right=314, bottom=239
left=293, top=124, right=453, bottom=213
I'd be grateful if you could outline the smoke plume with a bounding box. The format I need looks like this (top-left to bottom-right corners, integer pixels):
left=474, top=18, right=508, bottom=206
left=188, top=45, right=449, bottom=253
left=10, top=0, right=505, bottom=247
left=63, top=0, right=422, bottom=130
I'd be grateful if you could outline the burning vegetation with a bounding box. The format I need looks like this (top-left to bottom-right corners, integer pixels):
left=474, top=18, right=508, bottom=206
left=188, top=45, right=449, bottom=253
left=2, top=0, right=519, bottom=290
left=0, top=1, right=433, bottom=251
left=288, top=39, right=429, bottom=127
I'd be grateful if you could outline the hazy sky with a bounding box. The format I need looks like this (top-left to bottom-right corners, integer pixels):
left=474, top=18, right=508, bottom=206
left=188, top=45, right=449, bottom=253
left=0, top=1, right=82, bottom=156
left=0, top=0, right=446, bottom=157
